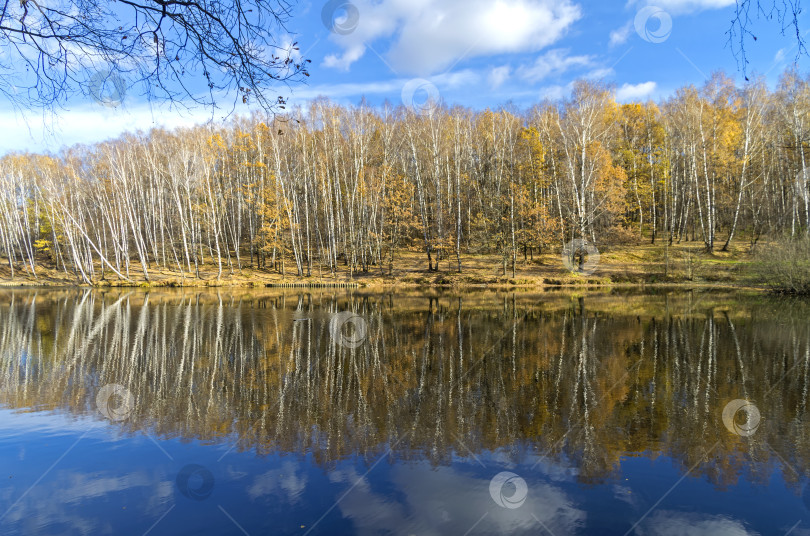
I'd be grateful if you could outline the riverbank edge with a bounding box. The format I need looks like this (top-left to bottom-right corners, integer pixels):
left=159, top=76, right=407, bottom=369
left=0, top=278, right=767, bottom=293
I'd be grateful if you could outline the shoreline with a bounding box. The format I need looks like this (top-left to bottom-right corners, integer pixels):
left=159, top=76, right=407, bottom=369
left=0, top=278, right=766, bottom=293
left=0, top=244, right=775, bottom=293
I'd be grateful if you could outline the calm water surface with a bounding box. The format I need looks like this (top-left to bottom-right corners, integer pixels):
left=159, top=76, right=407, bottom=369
left=0, top=289, right=809, bottom=535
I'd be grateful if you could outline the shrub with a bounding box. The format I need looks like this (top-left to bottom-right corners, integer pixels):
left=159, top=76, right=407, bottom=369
left=754, top=235, right=810, bottom=294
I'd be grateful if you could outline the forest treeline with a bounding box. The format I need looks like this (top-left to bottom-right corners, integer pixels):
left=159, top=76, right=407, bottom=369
left=2, top=70, right=810, bottom=283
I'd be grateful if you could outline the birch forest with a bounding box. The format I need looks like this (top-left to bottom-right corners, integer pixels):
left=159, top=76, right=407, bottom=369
left=2, top=71, right=810, bottom=283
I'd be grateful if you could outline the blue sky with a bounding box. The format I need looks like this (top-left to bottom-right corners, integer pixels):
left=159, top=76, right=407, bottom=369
left=1, top=0, right=808, bottom=154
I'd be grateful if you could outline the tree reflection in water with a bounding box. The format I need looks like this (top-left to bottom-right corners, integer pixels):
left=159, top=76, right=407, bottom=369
left=0, top=289, right=808, bottom=497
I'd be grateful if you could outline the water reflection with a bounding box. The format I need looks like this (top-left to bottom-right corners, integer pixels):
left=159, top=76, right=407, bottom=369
left=0, top=289, right=809, bottom=534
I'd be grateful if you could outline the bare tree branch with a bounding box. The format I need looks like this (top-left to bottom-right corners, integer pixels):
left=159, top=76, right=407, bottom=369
left=728, top=0, right=806, bottom=78
left=0, top=0, right=310, bottom=112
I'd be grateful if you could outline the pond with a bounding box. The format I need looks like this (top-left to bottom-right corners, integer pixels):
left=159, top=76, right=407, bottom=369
left=0, top=288, right=808, bottom=535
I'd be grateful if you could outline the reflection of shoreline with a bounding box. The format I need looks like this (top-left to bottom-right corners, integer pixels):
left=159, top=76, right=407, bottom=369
left=0, top=290, right=808, bottom=490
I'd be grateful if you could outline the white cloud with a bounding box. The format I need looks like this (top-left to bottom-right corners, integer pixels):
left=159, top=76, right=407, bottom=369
left=586, top=67, right=615, bottom=80
left=283, top=70, right=479, bottom=103
left=322, top=44, right=366, bottom=71
left=0, top=104, right=222, bottom=154
left=323, top=0, right=582, bottom=76
left=488, top=65, right=511, bottom=89
left=615, top=81, right=657, bottom=101
left=518, top=49, right=592, bottom=83
left=610, top=21, right=633, bottom=47
left=0, top=466, right=171, bottom=533
left=630, top=0, right=735, bottom=15
left=289, top=80, right=404, bottom=101
left=636, top=511, right=758, bottom=536
left=538, top=84, right=572, bottom=101
left=331, top=462, right=587, bottom=535
left=247, top=462, right=308, bottom=503
left=431, top=69, right=482, bottom=89
left=279, top=35, right=304, bottom=64
left=0, top=69, right=489, bottom=153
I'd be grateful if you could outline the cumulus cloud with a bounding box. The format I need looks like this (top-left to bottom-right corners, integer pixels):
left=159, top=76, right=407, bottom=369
left=323, top=0, right=582, bottom=76
left=615, top=81, right=657, bottom=101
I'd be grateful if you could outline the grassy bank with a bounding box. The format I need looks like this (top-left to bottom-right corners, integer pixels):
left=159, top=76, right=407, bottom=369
left=0, top=238, right=778, bottom=291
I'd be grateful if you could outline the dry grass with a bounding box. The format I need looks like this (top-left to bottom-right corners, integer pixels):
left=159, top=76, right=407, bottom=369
left=0, top=238, right=762, bottom=289
left=752, top=235, right=810, bottom=294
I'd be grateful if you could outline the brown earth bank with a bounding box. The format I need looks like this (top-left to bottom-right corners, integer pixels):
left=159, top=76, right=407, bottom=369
left=0, top=240, right=768, bottom=290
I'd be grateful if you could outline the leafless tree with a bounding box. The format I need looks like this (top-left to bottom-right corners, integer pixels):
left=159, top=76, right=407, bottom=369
left=0, top=0, right=309, bottom=111
left=728, top=0, right=806, bottom=76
